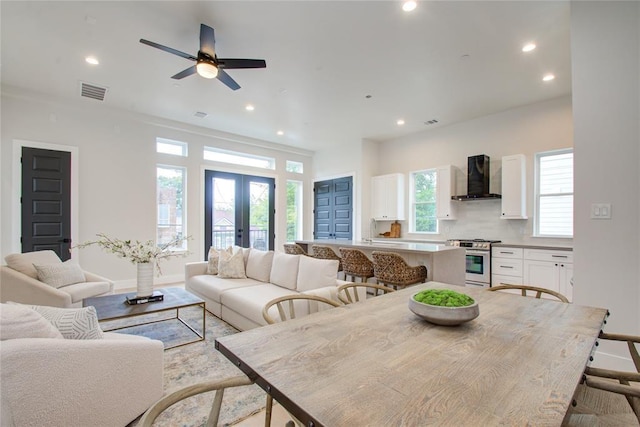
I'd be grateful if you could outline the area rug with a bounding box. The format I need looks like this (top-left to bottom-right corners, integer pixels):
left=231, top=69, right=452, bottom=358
left=101, top=307, right=266, bottom=426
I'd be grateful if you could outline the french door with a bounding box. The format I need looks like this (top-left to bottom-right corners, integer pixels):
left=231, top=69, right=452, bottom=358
left=313, top=176, right=353, bottom=240
left=204, top=170, right=275, bottom=255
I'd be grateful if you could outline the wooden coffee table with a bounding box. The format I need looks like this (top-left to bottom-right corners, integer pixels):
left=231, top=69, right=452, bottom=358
left=83, top=287, right=205, bottom=349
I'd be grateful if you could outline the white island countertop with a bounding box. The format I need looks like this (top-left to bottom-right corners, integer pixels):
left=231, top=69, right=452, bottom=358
left=294, top=240, right=465, bottom=285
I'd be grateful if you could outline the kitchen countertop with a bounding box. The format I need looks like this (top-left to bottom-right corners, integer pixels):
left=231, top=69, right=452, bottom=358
left=295, top=239, right=461, bottom=254
left=492, top=243, right=573, bottom=251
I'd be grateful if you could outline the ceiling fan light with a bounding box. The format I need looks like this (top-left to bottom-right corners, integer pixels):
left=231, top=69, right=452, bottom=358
left=196, top=61, right=218, bottom=79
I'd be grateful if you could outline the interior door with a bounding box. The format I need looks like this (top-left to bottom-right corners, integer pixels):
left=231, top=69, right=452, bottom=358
left=21, top=147, right=72, bottom=260
left=204, top=170, right=274, bottom=255
left=313, top=177, right=353, bottom=240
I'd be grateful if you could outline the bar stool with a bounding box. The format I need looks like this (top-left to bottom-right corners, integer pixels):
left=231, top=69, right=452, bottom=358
left=371, top=251, right=427, bottom=290
left=283, top=243, right=308, bottom=256
left=311, top=245, right=343, bottom=271
left=339, top=248, right=375, bottom=282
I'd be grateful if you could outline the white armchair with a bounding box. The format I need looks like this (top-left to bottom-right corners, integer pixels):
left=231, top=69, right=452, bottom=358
left=1, top=250, right=113, bottom=308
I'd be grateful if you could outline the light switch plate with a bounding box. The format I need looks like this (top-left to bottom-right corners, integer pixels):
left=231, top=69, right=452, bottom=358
left=591, top=203, right=612, bottom=219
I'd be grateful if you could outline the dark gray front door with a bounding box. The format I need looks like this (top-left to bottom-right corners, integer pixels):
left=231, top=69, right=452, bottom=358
left=21, top=147, right=72, bottom=260
left=313, top=176, right=353, bottom=240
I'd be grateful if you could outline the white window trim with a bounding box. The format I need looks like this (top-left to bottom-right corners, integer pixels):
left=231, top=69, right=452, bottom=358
left=156, top=137, right=188, bottom=157
left=203, top=146, right=275, bottom=170
left=534, top=148, right=573, bottom=238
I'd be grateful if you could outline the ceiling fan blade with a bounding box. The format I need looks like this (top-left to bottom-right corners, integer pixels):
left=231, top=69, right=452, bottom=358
left=140, top=39, right=197, bottom=61
left=217, top=58, right=267, bottom=69
left=217, top=69, right=241, bottom=90
left=199, top=24, right=216, bottom=57
left=171, top=65, right=198, bottom=79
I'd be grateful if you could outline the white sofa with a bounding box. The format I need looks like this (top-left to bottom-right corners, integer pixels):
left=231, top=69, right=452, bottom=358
left=1, top=250, right=114, bottom=308
left=0, top=303, right=164, bottom=427
left=186, top=249, right=352, bottom=331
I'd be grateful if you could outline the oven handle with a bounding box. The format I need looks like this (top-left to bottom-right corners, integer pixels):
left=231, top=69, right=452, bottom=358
left=466, top=250, right=490, bottom=255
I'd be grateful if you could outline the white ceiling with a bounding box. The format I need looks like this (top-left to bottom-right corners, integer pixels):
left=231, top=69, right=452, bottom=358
left=1, top=1, right=571, bottom=152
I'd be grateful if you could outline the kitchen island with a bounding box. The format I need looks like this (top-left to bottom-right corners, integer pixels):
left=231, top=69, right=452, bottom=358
left=295, top=240, right=465, bottom=285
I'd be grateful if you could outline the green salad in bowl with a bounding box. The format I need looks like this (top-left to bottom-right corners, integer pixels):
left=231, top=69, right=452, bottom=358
left=409, top=288, right=479, bottom=326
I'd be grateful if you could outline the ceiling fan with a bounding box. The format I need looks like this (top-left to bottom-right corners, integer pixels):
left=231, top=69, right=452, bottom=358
left=140, top=23, right=266, bottom=91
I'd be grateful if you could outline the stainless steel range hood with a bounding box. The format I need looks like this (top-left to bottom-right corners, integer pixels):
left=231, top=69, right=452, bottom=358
left=452, top=154, right=501, bottom=201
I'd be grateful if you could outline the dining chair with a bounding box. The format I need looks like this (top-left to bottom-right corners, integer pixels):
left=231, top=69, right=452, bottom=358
left=581, top=332, right=640, bottom=423
left=337, top=283, right=395, bottom=304
left=488, top=284, right=569, bottom=303
left=371, top=251, right=428, bottom=290
left=283, top=243, right=308, bottom=256
left=339, top=248, right=375, bottom=282
left=262, top=294, right=341, bottom=325
left=138, top=375, right=273, bottom=427
left=311, top=245, right=343, bottom=271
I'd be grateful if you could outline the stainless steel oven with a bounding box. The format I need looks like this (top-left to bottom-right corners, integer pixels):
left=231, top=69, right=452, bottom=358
left=446, top=239, right=501, bottom=288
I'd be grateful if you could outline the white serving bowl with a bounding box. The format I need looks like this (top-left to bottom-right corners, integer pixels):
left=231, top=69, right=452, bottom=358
left=408, top=292, right=479, bottom=326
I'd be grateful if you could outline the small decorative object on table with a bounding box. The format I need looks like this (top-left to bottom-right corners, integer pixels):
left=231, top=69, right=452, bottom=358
left=409, top=289, right=479, bottom=326
left=74, top=233, right=190, bottom=298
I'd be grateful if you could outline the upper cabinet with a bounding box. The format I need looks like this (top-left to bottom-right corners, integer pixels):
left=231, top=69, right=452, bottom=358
left=372, top=173, right=405, bottom=220
left=436, top=165, right=457, bottom=220
left=501, top=154, right=527, bottom=219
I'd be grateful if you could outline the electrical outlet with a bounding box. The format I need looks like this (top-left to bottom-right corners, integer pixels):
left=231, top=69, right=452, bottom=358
left=590, top=203, right=612, bottom=219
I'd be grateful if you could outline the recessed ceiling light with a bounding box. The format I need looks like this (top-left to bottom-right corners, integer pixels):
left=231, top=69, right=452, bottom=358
left=245, top=104, right=255, bottom=111
left=85, top=56, right=99, bottom=65
left=277, top=130, right=284, bottom=136
left=522, top=43, right=536, bottom=53
left=542, top=74, right=555, bottom=82
left=397, top=119, right=405, bottom=126
left=402, top=1, right=417, bottom=12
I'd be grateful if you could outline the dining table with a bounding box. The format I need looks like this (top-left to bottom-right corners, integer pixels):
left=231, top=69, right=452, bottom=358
left=215, top=282, right=608, bottom=426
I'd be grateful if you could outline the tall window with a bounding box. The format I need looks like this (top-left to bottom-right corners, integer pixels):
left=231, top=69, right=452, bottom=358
left=286, top=180, right=303, bottom=241
left=535, top=149, right=573, bottom=237
left=411, top=169, right=437, bottom=233
left=157, top=166, right=187, bottom=250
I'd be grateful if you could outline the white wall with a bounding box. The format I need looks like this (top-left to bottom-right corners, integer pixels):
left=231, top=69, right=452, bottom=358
left=571, top=1, right=640, bottom=369
left=1, top=86, right=313, bottom=287
left=373, top=96, right=573, bottom=246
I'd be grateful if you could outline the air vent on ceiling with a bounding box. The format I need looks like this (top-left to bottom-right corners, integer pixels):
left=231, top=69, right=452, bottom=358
left=194, top=111, right=208, bottom=118
left=424, top=119, right=439, bottom=125
left=79, top=81, right=108, bottom=101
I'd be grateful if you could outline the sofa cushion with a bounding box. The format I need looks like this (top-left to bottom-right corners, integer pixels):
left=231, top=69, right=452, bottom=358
left=188, top=275, right=264, bottom=304
left=33, top=261, right=86, bottom=289
left=207, top=247, right=220, bottom=275
left=296, top=256, right=339, bottom=292
left=5, top=250, right=62, bottom=279
left=221, top=284, right=299, bottom=327
left=218, top=247, right=247, bottom=279
left=270, top=253, right=300, bottom=290
left=0, top=303, right=63, bottom=340
left=29, top=305, right=104, bottom=340
left=245, top=249, right=274, bottom=282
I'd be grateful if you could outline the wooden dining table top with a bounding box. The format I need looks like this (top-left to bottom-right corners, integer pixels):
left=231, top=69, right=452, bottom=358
left=215, top=282, right=608, bottom=426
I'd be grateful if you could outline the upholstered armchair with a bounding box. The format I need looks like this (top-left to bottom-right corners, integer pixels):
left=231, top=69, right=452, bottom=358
left=1, top=250, right=114, bottom=308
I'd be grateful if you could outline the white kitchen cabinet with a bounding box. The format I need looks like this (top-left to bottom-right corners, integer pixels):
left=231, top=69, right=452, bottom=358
left=436, top=165, right=457, bottom=220
left=371, top=173, right=405, bottom=220
left=523, top=249, right=573, bottom=302
left=491, top=247, right=523, bottom=287
left=501, top=154, right=527, bottom=219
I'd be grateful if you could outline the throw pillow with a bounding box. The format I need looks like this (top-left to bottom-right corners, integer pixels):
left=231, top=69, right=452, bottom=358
left=217, top=247, right=247, bottom=279
left=245, top=249, right=274, bottom=282
left=207, top=247, right=220, bottom=275
left=4, top=250, right=62, bottom=279
left=270, top=252, right=300, bottom=290
left=28, top=304, right=104, bottom=340
left=0, top=303, right=63, bottom=340
left=33, top=260, right=86, bottom=288
left=296, top=255, right=339, bottom=292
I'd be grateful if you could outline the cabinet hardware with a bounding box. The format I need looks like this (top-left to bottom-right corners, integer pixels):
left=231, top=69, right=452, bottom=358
left=500, top=265, right=513, bottom=269
left=552, top=255, right=568, bottom=258
left=501, top=251, right=514, bottom=254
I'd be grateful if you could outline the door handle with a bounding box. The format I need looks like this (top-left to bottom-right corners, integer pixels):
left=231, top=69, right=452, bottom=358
left=58, top=238, right=71, bottom=243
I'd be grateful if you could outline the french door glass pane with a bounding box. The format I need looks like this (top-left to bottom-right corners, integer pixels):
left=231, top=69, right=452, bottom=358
left=212, top=177, right=236, bottom=250
left=249, top=181, right=269, bottom=250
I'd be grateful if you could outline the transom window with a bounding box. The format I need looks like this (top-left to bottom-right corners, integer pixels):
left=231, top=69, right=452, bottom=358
left=204, top=146, right=275, bottom=170
left=411, top=169, right=438, bottom=233
left=286, top=160, right=304, bottom=173
left=156, top=138, right=188, bottom=157
left=535, top=149, right=573, bottom=237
